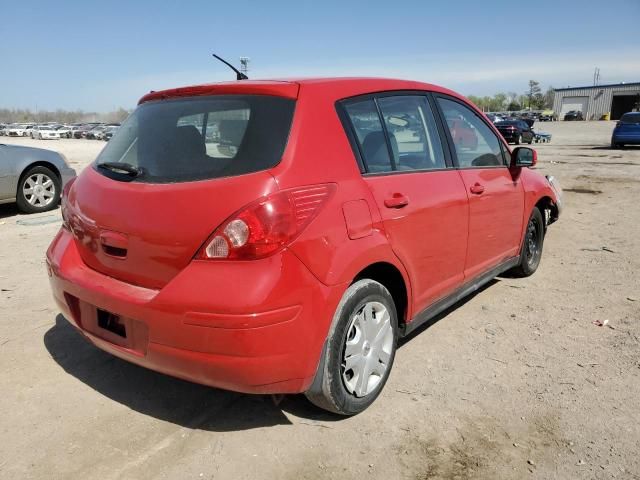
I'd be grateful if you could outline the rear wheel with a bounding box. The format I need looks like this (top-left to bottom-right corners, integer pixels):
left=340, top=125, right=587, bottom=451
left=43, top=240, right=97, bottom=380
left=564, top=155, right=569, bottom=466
left=305, top=279, right=398, bottom=415
left=509, top=207, right=544, bottom=277
left=16, top=166, right=61, bottom=214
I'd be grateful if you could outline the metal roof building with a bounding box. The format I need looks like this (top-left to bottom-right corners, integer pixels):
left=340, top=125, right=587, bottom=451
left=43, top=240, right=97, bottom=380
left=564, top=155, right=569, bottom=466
left=553, top=82, right=640, bottom=120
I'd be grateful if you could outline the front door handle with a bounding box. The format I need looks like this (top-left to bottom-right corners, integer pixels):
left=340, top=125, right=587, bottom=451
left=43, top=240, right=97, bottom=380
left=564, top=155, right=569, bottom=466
left=469, top=183, right=485, bottom=194
left=384, top=193, right=409, bottom=209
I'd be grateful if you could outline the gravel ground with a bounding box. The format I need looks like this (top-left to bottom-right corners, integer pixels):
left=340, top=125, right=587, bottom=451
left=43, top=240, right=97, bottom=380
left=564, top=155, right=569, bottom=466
left=0, top=121, right=639, bottom=479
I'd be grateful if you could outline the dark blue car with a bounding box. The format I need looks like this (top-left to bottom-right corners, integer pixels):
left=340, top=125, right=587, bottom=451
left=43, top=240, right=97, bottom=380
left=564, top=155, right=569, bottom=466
left=612, top=112, right=640, bottom=148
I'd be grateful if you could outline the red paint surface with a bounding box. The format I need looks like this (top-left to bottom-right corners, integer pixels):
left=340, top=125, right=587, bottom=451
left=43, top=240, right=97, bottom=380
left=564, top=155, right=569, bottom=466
left=47, top=77, right=560, bottom=394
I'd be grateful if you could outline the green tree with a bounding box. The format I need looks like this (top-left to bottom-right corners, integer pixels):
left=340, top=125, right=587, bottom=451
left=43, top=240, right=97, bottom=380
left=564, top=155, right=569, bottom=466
left=527, top=80, right=542, bottom=109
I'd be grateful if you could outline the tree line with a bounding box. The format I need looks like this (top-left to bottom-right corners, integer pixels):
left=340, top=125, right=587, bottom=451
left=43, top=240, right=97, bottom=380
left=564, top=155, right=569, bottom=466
left=467, top=81, right=554, bottom=112
left=0, top=107, right=132, bottom=124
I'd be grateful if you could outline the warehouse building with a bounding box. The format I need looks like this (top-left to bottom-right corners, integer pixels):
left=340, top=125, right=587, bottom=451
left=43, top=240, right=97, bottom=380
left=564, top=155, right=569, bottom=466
left=553, top=82, right=640, bottom=120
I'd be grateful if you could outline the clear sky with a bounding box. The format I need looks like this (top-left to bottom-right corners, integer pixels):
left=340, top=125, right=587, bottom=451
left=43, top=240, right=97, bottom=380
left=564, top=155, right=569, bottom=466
left=2, top=0, right=639, bottom=112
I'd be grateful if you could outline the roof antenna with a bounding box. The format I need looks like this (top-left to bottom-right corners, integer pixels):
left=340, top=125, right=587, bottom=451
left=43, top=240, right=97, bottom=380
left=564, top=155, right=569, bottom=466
left=212, top=54, right=248, bottom=80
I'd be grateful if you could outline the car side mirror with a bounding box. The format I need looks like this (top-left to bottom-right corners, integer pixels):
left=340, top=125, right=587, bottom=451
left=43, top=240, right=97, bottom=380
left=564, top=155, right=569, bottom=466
left=512, top=147, right=537, bottom=167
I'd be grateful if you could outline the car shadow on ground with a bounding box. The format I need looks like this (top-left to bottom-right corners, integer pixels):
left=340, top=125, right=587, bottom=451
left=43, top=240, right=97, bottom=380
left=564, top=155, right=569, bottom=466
left=0, top=203, right=19, bottom=219
left=44, top=314, right=342, bottom=431
left=592, top=145, right=640, bottom=151
left=44, top=278, right=502, bottom=430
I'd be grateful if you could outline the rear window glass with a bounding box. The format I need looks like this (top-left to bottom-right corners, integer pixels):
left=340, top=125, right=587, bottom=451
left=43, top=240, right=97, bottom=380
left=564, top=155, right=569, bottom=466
left=620, top=113, right=640, bottom=123
left=95, top=95, right=295, bottom=183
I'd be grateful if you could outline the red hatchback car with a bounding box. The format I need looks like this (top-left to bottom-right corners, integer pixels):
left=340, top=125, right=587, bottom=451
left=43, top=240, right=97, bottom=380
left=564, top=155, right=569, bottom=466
left=47, top=78, right=562, bottom=415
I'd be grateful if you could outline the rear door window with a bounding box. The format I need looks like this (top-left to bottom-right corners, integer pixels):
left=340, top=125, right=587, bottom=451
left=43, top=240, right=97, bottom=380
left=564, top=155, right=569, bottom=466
left=344, top=99, right=394, bottom=173
left=95, top=95, right=295, bottom=183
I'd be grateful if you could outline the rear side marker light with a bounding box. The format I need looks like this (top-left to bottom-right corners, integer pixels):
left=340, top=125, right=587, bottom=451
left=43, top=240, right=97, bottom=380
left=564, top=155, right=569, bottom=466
left=198, top=184, right=336, bottom=261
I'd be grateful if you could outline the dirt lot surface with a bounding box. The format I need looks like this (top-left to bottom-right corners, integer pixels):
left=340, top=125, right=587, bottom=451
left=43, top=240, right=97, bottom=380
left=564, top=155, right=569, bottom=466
left=1, top=122, right=639, bottom=480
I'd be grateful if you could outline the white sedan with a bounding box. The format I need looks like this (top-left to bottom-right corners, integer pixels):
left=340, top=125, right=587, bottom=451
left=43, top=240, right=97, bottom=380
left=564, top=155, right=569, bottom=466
left=32, top=125, right=62, bottom=140
left=7, top=124, right=31, bottom=137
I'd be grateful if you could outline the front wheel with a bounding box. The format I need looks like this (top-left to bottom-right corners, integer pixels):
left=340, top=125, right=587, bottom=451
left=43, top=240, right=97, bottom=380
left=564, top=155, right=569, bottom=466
left=305, top=279, right=398, bottom=415
left=509, top=207, right=544, bottom=277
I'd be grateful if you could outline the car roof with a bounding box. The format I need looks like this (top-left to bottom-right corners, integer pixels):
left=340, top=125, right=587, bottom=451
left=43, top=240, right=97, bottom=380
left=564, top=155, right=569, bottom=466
left=138, top=77, right=466, bottom=105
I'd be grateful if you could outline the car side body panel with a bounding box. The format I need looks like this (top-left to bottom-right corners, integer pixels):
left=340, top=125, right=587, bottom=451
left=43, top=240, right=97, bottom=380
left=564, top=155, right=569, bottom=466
left=0, top=144, right=76, bottom=201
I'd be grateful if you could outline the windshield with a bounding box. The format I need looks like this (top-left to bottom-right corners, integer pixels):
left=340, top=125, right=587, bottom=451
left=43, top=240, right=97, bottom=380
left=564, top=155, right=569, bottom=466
left=95, top=95, right=295, bottom=183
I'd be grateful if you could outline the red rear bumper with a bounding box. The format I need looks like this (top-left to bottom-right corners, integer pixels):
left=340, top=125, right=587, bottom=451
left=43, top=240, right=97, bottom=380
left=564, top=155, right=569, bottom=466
left=46, top=229, right=345, bottom=394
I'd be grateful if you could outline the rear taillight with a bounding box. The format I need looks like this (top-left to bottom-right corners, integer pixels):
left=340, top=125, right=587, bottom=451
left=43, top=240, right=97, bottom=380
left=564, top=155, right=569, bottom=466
left=61, top=177, right=77, bottom=231
left=198, top=184, right=336, bottom=260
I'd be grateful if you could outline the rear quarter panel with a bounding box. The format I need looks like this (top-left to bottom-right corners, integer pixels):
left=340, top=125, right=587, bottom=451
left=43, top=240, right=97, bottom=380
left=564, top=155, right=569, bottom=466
left=271, top=82, right=414, bottom=319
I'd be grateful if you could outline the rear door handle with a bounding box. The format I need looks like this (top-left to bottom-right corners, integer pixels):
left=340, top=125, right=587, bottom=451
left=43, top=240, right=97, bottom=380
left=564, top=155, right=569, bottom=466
left=384, top=193, right=409, bottom=209
left=469, top=183, right=485, bottom=194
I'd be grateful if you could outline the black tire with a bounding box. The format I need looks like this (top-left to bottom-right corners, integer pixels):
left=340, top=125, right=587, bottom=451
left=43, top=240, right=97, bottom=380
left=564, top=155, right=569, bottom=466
left=305, top=279, right=398, bottom=415
left=16, top=165, right=61, bottom=214
left=515, top=134, right=521, bottom=145
left=509, top=207, right=544, bottom=277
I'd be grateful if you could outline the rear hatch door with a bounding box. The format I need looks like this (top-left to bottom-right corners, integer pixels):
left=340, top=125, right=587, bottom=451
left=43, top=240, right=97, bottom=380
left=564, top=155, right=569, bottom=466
left=64, top=92, right=296, bottom=289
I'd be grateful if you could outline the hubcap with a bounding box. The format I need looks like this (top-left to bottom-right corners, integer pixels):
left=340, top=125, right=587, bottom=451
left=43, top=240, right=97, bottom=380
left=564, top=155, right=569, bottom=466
left=23, top=173, right=55, bottom=207
left=342, top=301, right=393, bottom=398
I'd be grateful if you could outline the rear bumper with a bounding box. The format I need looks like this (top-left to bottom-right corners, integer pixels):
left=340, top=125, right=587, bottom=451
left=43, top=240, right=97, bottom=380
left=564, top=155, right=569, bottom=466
left=46, top=229, right=345, bottom=394
left=498, top=131, right=519, bottom=142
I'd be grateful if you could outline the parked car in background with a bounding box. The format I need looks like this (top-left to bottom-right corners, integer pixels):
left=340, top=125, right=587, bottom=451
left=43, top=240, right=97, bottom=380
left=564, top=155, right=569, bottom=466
left=47, top=77, right=561, bottom=415
left=0, top=124, right=7, bottom=136
left=93, top=125, right=119, bottom=140
left=485, top=113, right=505, bottom=124
left=85, top=125, right=106, bottom=139
left=611, top=112, right=640, bottom=148
left=34, top=125, right=63, bottom=140
left=564, top=110, right=584, bottom=121
left=55, top=125, right=72, bottom=138
left=495, top=120, right=535, bottom=144
left=0, top=143, right=76, bottom=213
left=445, top=116, right=479, bottom=150
left=74, top=124, right=99, bottom=139
left=102, top=126, right=119, bottom=141
left=68, top=125, right=85, bottom=138
left=7, top=124, right=30, bottom=137
left=539, top=110, right=555, bottom=121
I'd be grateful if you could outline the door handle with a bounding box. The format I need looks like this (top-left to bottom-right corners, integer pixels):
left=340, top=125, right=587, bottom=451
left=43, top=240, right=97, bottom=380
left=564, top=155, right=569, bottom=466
left=384, top=193, right=409, bottom=209
left=469, top=183, right=485, bottom=194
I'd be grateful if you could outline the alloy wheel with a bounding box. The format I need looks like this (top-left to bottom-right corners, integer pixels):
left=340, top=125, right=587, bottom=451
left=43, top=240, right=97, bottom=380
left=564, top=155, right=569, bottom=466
left=23, top=173, right=56, bottom=208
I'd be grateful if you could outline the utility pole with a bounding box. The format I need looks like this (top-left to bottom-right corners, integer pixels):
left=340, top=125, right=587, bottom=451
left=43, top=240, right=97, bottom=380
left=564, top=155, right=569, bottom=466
left=593, top=67, right=600, bottom=86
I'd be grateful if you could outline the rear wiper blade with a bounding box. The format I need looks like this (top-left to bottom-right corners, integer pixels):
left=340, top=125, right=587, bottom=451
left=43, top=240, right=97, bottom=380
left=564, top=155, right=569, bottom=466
left=97, top=162, right=143, bottom=177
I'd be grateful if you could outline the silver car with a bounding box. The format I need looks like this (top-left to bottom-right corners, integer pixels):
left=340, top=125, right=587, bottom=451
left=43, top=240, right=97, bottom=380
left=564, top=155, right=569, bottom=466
left=0, top=143, right=76, bottom=213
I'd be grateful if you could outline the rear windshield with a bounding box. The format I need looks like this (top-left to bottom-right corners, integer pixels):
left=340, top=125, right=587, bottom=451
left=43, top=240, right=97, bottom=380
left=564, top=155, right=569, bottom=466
left=94, top=95, right=295, bottom=183
left=620, top=113, right=640, bottom=123
left=496, top=121, right=518, bottom=126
